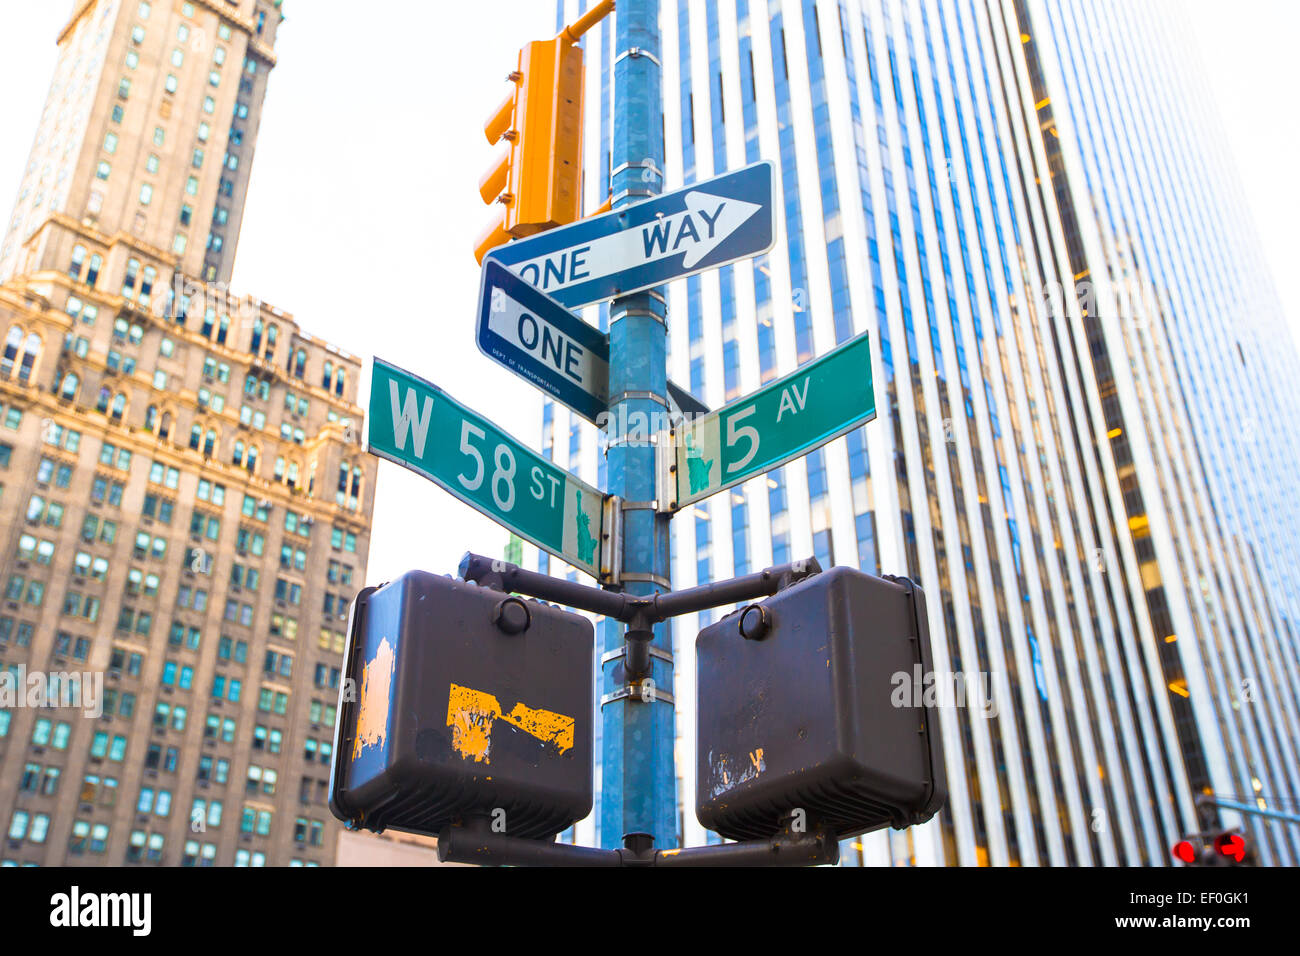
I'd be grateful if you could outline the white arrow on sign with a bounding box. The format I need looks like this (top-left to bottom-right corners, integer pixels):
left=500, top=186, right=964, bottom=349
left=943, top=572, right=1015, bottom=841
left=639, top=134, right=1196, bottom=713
left=509, top=190, right=763, bottom=298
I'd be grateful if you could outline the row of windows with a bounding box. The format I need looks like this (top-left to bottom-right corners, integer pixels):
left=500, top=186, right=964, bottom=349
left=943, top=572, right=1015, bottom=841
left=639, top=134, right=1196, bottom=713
left=112, top=10, right=242, bottom=260
left=9, top=613, right=338, bottom=698
left=65, top=265, right=351, bottom=427
left=54, top=377, right=329, bottom=483
left=25, top=495, right=63, bottom=527
left=0, top=618, right=34, bottom=649
left=1, top=325, right=41, bottom=383
left=23, top=471, right=346, bottom=577
left=7, top=700, right=335, bottom=781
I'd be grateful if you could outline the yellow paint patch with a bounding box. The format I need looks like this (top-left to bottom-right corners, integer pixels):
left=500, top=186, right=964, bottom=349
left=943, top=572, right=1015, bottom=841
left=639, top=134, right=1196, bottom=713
left=504, top=702, right=575, bottom=754
left=353, top=637, right=396, bottom=759
left=446, top=682, right=576, bottom=764
left=447, top=683, right=500, bottom=763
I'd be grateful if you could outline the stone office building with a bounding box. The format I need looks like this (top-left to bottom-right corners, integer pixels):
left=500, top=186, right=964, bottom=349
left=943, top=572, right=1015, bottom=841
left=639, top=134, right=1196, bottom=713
left=0, top=0, right=376, bottom=866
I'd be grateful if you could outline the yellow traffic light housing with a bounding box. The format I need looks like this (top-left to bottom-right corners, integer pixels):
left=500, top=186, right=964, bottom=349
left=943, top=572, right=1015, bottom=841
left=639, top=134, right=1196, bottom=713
left=475, top=1, right=614, bottom=263
left=514, top=38, right=584, bottom=235
left=475, top=39, right=584, bottom=264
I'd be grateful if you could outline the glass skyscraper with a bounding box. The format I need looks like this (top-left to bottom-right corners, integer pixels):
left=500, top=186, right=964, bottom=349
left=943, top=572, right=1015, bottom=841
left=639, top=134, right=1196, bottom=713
left=534, top=0, right=1300, bottom=865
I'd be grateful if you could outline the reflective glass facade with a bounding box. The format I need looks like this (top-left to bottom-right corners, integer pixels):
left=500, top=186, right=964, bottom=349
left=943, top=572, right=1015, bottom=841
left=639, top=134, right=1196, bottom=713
left=540, top=0, right=1300, bottom=865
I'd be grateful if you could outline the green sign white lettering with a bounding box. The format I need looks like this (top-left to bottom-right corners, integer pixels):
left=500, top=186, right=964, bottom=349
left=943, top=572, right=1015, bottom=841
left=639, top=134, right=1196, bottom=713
left=367, top=358, right=604, bottom=577
left=670, top=331, right=875, bottom=509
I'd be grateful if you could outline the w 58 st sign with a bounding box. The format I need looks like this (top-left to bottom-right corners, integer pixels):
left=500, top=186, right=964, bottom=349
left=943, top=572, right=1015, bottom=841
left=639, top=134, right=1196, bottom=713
left=366, top=358, right=605, bottom=578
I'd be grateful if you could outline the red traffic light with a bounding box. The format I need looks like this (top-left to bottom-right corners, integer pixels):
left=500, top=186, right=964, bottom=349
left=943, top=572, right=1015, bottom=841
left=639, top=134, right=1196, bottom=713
left=1215, top=832, right=1247, bottom=863
left=1172, top=840, right=1197, bottom=864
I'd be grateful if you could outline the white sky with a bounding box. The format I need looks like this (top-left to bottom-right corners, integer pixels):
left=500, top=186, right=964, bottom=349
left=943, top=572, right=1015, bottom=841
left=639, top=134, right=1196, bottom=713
left=1, top=0, right=1296, bottom=585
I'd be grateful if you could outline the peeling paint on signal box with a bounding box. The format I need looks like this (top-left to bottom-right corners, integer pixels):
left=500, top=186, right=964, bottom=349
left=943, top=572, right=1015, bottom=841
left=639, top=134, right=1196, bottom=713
left=707, top=747, right=767, bottom=799
left=353, top=637, right=396, bottom=759
left=446, top=682, right=576, bottom=764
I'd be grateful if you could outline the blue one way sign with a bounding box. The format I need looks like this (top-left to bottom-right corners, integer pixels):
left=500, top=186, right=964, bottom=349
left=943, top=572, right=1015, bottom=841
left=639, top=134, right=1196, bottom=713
left=484, top=161, right=775, bottom=309
left=476, top=259, right=609, bottom=424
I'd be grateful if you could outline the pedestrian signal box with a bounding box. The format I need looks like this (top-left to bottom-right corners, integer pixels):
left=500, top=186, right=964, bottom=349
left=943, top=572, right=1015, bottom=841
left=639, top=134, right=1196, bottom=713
left=328, top=570, right=594, bottom=841
left=696, top=567, right=946, bottom=841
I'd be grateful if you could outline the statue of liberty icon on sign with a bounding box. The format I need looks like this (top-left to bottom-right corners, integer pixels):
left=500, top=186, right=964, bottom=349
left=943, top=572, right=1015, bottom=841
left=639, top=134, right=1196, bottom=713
left=574, top=489, right=598, bottom=565
left=685, top=432, right=714, bottom=495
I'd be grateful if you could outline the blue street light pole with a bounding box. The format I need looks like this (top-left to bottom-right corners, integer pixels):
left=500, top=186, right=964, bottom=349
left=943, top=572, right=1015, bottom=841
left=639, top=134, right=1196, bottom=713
left=601, top=0, right=676, bottom=851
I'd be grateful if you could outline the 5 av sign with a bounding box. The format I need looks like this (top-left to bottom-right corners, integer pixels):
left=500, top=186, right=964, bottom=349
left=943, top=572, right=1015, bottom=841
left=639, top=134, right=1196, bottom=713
left=667, top=331, right=876, bottom=509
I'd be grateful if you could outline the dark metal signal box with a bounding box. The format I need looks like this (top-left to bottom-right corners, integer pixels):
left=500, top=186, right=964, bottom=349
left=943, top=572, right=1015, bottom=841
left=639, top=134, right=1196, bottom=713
left=329, top=570, right=593, bottom=841
left=696, top=566, right=946, bottom=841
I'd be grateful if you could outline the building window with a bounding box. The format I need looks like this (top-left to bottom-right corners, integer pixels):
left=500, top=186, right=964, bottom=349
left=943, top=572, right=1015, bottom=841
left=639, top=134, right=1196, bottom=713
left=122, top=258, right=139, bottom=297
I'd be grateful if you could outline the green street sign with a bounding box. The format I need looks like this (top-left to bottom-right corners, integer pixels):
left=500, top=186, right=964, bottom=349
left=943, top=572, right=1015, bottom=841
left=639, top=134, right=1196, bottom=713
left=367, top=358, right=605, bottom=578
left=670, top=331, right=875, bottom=509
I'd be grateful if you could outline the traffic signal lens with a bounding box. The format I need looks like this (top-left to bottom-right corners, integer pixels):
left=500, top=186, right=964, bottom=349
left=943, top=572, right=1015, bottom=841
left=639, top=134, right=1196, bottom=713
left=474, top=211, right=511, bottom=266
left=478, top=149, right=511, bottom=206
left=1172, top=840, right=1197, bottom=864
left=484, top=90, right=516, bottom=146
left=1215, top=832, right=1246, bottom=863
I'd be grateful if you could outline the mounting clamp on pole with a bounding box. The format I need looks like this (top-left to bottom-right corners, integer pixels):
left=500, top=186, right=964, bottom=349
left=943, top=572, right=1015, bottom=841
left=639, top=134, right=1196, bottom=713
left=623, top=611, right=656, bottom=680
left=601, top=495, right=623, bottom=586
left=655, top=427, right=676, bottom=513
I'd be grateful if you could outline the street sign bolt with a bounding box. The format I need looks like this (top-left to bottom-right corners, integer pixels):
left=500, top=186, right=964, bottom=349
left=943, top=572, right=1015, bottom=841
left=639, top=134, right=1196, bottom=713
left=739, top=603, right=771, bottom=641
left=492, top=596, right=532, bottom=635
